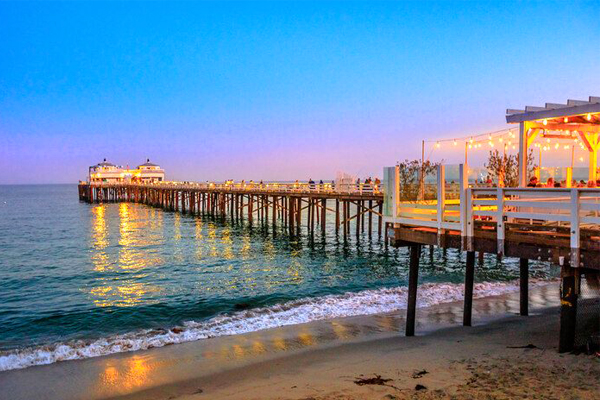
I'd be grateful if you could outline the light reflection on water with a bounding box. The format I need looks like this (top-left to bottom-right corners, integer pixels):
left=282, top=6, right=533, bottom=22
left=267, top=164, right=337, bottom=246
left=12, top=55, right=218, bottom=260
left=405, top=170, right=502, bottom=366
left=0, top=185, right=558, bottom=352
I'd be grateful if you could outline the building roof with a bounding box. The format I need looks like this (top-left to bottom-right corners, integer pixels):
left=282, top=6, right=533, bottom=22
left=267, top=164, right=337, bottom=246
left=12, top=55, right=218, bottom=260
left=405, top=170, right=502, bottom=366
left=506, top=96, right=600, bottom=123
left=138, top=158, right=159, bottom=167
left=97, top=158, right=116, bottom=167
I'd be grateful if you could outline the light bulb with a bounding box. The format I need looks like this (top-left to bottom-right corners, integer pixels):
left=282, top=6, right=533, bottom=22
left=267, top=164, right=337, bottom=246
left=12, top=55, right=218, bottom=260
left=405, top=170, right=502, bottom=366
left=543, top=119, right=548, bottom=126
left=453, top=140, right=457, bottom=146
left=468, top=144, right=472, bottom=149
left=580, top=157, right=584, bottom=162
left=587, top=113, right=592, bottom=121
left=564, top=117, right=569, bottom=123
left=436, top=142, right=440, bottom=148
left=469, top=137, right=474, bottom=144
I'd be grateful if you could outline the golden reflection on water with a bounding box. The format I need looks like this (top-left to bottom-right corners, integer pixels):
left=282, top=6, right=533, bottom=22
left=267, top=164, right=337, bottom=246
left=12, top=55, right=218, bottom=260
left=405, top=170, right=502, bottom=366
left=89, top=203, right=162, bottom=308
left=99, top=355, right=153, bottom=392
left=221, top=227, right=234, bottom=260
left=194, top=217, right=203, bottom=260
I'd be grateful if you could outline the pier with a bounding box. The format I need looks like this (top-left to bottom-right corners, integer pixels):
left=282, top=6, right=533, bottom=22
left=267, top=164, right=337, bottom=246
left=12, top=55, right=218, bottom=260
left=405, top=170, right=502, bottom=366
left=76, top=96, right=600, bottom=354
left=384, top=96, right=600, bottom=352
left=78, top=181, right=385, bottom=239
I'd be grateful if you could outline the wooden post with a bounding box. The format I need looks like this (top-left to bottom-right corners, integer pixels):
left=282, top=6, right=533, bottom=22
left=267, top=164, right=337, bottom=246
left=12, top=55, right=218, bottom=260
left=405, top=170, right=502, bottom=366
left=321, top=198, right=326, bottom=236
left=343, top=200, right=348, bottom=240
left=378, top=202, right=383, bottom=238
left=559, top=268, right=578, bottom=353
left=335, top=199, right=340, bottom=235
left=463, top=251, right=476, bottom=327
left=368, top=200, right=373, bottom=238
left=520, top=258, right=529, bottom=316
left=406, top=244, right=421, bottom=336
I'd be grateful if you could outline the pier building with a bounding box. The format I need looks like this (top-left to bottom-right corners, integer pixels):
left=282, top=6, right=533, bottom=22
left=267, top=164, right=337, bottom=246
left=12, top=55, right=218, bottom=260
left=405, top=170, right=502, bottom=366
left=88, top=158, right=165, bottom=183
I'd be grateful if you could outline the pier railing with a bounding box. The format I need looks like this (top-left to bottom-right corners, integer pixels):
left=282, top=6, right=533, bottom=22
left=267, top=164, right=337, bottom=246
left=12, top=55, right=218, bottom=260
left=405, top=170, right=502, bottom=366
left=383, top=164, right=600, bottom=265
left=82, top=181, right=383, bottom=195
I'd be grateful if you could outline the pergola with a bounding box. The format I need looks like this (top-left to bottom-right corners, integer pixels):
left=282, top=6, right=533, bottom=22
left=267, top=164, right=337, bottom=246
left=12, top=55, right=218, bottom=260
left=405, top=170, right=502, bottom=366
left=506, top=96, right=600, bottom=186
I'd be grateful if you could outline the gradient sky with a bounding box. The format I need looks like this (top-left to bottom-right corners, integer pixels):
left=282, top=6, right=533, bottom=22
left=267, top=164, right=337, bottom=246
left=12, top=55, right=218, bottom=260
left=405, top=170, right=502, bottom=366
left=1, top=1, right=599, bottom=184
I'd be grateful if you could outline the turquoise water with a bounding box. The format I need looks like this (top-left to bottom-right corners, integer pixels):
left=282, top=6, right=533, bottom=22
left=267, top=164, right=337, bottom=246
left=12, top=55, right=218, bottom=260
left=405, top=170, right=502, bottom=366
left=0, top=185, right=554, bottom=370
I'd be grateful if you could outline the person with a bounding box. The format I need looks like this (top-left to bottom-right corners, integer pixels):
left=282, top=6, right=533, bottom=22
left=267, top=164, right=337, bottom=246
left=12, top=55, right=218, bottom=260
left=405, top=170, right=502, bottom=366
left=546, top=177, right=555, bottom=188
left=554, top=182, right=561, bottom=188
left=527, top=176, right=538, bottom=187
left=587, top=180, right=596, bottom=188
left=308, top=178, right=315, bottom=190
left=319, top=179, right=324, bottom=190
left=374, top=177, right=381, bottom=185
left=578, top=180, right=586, bottom=187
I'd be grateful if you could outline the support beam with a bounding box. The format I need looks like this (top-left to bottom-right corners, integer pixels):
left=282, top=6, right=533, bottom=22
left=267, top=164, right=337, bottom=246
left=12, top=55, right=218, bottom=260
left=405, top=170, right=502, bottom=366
left=406, top=244, right=421, bottom=337
left=519, top=258, right=529, bottom=316
left=463, top=251, right=475, bottom=326
left=559, top=270, right=578, bottom=353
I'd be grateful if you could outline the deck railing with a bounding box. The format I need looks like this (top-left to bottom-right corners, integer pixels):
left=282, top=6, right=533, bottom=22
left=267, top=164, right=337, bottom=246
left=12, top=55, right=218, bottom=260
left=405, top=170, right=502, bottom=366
left=383, top=164, right=600, bottom=264
left=80, top=181, right=383, bottom=195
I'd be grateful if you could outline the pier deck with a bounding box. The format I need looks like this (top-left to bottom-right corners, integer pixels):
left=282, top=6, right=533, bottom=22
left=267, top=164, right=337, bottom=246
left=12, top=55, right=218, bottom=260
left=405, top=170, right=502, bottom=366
left=78, top=181, right=385, bottom=239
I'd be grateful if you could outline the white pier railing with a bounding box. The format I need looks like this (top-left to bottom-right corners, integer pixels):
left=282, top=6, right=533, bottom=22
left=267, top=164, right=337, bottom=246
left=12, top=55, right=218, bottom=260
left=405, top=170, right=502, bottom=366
left=383, top=164, right=600, bottom=266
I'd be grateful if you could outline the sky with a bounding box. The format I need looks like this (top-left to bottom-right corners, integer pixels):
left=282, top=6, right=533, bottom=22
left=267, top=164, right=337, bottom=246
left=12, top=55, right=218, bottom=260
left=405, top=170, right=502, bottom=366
left=1, top=1, right=599, bottom=184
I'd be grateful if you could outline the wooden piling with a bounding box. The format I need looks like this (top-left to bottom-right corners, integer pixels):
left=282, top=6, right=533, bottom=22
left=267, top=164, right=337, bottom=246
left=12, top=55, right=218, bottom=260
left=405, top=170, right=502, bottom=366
left=520, top=258, right=529, bottom=316
left=406, top=244, right=421, bottom=337
left=559, top=268, right=578, bottom=353
left=463, top=251, right=476, bottom=327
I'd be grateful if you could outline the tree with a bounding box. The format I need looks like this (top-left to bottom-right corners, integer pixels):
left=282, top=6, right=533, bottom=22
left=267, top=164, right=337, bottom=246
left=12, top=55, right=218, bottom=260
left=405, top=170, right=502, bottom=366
left=485, top=148, right=536, bottom=187
left=396, top=159, right=440, bottom=200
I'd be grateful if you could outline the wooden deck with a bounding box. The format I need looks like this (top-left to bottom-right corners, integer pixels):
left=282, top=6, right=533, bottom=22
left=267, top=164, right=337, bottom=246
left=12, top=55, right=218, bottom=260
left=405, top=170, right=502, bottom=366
left=78, top=181, right=385, bottom=239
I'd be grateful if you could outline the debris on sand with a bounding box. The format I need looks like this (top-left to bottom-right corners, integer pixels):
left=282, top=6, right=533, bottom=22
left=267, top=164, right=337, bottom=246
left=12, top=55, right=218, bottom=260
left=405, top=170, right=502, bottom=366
left=507, top=344, right=539, bottom=349
left=415, top=384, right=427, bottom=390
left=354, top=374, right=393, bottom=386
left=411, top=369, right=428, bottom=379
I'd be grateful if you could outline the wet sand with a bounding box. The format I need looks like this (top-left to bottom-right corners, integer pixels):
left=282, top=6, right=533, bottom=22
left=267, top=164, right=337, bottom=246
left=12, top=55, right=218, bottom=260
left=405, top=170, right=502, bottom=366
left=1, top=283, right=598, bottom=400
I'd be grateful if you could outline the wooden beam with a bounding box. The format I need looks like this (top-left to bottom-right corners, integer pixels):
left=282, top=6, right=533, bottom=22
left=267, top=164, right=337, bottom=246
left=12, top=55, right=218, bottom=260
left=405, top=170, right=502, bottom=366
left=528, top=122, right=600, bottom=133
left=463, top=251, right=475, bottom=326
left=559, top=268, right=578, bottom=353
left=520, top=258, right=529, bottom=316
left=406, top=244, right=421, bottom=337
left=507, top=102, right=600, bottom=123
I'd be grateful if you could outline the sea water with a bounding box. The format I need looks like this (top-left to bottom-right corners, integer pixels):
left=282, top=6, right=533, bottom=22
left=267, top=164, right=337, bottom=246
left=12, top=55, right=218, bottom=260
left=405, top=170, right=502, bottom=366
left=0, top=185, right=556, bottom=371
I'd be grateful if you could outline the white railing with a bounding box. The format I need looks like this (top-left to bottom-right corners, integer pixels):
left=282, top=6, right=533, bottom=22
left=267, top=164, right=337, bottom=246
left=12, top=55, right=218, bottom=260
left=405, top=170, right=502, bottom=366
left=383, top=164, right=600, bottom=263
left=466, top=187, right=600, bottom=264
left=80, top=181, right=383, bottom=195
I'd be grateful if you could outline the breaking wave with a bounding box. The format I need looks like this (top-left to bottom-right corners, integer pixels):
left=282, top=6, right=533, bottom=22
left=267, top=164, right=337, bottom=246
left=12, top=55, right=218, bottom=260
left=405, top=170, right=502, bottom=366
left=0, top=279, right=552, bottom=371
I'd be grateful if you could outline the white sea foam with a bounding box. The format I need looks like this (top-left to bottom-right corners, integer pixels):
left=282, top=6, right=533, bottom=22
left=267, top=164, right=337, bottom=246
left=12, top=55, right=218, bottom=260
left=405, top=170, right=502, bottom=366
left=0, top=279, right=553, bottom=371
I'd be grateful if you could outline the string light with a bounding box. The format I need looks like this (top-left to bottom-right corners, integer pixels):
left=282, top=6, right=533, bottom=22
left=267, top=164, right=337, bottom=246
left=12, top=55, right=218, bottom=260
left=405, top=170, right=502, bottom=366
left=587, top=113, right=592, bottom=121
left=564, top=117, right=569, bottom=123
left=543, top=119, right=548, bottom=125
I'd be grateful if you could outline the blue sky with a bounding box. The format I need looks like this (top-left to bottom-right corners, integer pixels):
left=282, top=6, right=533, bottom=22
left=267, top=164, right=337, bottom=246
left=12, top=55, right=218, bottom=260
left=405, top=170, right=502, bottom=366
left=1, top=1, right=599, bottom=183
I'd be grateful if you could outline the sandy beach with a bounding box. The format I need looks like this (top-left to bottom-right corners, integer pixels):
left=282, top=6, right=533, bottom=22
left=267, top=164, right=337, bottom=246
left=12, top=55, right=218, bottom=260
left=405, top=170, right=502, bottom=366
left=1, top=283, right=598, bottom=400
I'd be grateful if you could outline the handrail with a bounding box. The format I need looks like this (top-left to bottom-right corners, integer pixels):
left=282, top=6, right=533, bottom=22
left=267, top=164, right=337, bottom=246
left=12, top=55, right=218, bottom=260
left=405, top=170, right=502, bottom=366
left=79, top=181, right=384, bottom=195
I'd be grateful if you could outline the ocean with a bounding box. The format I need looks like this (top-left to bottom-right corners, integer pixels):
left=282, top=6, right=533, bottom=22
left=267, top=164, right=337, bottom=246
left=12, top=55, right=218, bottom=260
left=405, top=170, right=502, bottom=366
left=0, top=184, right=556, bottom=371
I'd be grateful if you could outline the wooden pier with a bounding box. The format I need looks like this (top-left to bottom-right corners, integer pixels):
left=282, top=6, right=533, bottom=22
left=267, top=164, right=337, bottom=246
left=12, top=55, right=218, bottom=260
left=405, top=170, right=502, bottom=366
left=78, top=181, right=385, bottom=239
left=384, top=97, right=600, bottom=353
